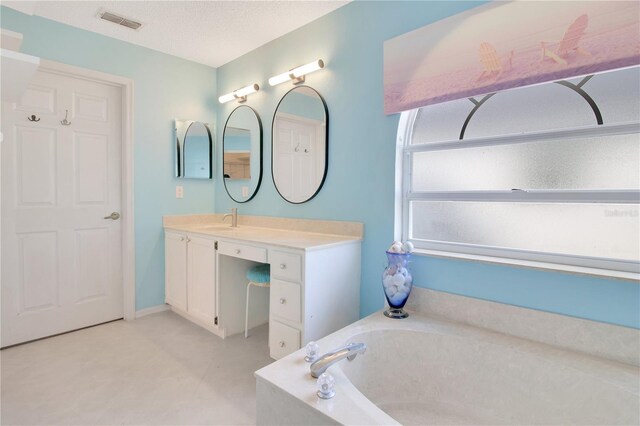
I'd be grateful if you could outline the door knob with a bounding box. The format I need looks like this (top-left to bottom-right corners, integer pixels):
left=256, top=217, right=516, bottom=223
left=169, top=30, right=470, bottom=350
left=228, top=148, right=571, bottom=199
left=103, top=212, right=120, bottom=220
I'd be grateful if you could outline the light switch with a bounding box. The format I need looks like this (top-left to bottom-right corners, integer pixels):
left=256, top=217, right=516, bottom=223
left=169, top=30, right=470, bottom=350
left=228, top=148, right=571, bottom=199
left=176, top=186, right=184, bottom=198
left=242, top=186, right=249, bottom=197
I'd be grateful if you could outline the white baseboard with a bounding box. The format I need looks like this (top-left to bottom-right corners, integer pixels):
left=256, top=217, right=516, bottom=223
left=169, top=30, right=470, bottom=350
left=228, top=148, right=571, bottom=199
left=135, top=304, right=170, bottom=318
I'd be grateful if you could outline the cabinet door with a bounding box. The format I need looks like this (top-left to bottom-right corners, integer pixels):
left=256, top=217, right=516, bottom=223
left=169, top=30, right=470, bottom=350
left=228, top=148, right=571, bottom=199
left=165, top=232, right=188, bottom=311
left=187, top=235, right=217, bottom=325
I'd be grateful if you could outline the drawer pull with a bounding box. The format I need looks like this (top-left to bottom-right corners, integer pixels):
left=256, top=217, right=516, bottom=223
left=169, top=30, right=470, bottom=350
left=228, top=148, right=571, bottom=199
left=179, top=236, right=185, bottom=241
left=186, top=237, right=191, bottom=242
left=279, top=341, right=286, bottom=348
left=279, top=298, right=286, bottom=304
left=279, top=263, right=286, bottom=269
left=235, top=249, right=241, bottom=254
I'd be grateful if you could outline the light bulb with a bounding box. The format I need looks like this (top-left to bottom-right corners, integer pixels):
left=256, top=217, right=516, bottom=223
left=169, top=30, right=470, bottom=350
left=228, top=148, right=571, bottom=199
left=269, top=59, right=325, bottom=86
left=218, top=92, right=236, bottom=104
left=292, top=59, right=324, bottom=78
left=268, top=72, right=291, bottom=86
left=218, top=83, right=259, bottom=104
left=235, top=83, right=259, bottom=97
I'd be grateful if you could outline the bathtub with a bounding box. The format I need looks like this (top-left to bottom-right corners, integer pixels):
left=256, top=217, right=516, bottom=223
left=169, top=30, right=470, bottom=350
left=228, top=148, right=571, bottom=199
left=256, top=299, right=639, bottom=425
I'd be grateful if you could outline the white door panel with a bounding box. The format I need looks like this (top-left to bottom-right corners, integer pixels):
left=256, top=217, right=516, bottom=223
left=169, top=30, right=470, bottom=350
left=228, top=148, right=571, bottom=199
left=273, top=116, right=323, bottom=202
left=15, top=125, right=57, bottom=205
left=187, top=236, right=216, bottom=325
left=15, top=84, right=56, bottom=114
left=165, top=233, right=188, bottom=312
left=2, top=69, right=124, bottom=347
left=17, top=231, right=59, bottom=313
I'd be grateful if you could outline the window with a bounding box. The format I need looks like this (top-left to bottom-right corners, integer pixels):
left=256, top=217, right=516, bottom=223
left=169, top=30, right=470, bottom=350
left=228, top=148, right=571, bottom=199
left=399, top=67, right=640, bottom=277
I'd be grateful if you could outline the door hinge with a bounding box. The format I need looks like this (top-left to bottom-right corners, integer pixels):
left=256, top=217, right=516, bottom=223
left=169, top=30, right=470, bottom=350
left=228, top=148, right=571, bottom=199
left=214, top=241, right=218, bottom=250
left=214, top=316, right=218, bottom=325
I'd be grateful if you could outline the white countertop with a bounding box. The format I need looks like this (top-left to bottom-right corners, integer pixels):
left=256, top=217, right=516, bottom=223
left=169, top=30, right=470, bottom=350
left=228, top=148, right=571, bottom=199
left=164, top=223, right=362, bottom=251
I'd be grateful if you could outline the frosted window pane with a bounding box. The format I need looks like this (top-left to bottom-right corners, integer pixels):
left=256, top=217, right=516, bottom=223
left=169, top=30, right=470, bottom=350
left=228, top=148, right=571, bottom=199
left=412, top=98, right=471, bottom=144
left=582, top=67, right=640, bottom=124
left=412, top=133, right=640, bottom=191
left=411, top=67, right=640, bottom=144
left=410, top=201, right=640, bottom=262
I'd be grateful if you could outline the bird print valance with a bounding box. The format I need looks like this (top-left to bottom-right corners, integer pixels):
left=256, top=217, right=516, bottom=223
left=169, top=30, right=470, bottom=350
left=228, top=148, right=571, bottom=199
left=383, top=1, right=640, bottom=115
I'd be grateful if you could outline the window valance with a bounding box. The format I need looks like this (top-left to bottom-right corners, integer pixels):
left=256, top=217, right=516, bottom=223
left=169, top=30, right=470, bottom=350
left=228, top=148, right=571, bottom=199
left=383, top=1, right=640, bottom=115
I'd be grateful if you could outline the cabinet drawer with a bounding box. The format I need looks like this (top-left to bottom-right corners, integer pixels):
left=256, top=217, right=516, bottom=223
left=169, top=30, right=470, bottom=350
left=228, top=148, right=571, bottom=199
left=188, top=234, right=216, bottom=249
left=269, top=250, right=302, bottom=282
left=269, top=320, right=300, bottom=359
left=218, top=241, right=267, bottom=263
left=270, top=279, right=301, bottom=323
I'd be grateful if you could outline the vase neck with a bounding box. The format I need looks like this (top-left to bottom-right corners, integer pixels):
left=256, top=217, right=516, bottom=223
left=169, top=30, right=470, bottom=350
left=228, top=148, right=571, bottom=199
left=386, top=252, right=410, bottom=265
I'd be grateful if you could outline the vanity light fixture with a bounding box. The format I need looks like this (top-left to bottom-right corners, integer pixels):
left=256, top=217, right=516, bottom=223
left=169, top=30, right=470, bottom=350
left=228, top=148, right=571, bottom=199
left=268, top=59, right=325, bottom=86
left=218, top=83, right=260, bottom=104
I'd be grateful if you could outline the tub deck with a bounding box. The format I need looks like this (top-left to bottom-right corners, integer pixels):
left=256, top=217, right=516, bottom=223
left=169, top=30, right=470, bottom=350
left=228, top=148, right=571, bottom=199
left=256, top=308, right=639, bottom=425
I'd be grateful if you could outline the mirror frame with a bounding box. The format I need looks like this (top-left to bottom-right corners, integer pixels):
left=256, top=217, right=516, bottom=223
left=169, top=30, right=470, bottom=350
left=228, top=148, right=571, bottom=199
left=175, top=120, right=213, bottom=179
left=222, top=105, right=263, bottom=203
left=271, top=85, right=329, bottom=204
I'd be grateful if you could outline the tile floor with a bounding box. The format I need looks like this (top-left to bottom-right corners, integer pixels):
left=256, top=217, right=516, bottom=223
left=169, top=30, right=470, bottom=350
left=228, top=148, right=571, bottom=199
left=1, top=311, right=273, bottom=425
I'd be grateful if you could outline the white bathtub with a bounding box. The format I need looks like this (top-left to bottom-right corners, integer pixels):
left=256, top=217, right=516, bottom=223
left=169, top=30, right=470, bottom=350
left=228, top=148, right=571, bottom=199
left=256, top=303, right=639, bottom=425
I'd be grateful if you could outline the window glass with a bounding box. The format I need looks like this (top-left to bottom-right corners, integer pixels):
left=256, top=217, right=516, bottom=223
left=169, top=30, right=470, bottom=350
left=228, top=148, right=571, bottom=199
left=403, top=67, right=640, bottom=274
left=410, top=201, right=639, bottom=262
left=411, top=133, right=640, bottom=191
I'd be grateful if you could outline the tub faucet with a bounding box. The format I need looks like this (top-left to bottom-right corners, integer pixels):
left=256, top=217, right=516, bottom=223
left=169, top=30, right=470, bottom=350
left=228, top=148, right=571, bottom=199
left=310, top=342, right=366, bottom=378
left=222, top=208, right=238, bottom=227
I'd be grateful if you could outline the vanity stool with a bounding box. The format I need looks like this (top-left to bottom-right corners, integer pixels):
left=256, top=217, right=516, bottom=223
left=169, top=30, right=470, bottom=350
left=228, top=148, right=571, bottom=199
left=245, top=263, right=270, bottom=338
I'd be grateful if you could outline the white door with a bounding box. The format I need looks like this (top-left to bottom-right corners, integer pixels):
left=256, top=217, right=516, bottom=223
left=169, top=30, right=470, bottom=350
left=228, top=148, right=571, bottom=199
left=1, top=69, right=124, bottom=347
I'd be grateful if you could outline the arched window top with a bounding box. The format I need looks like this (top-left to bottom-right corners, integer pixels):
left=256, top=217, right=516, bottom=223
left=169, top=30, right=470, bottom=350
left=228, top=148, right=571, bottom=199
left=411, top=67, right=640, bottom=145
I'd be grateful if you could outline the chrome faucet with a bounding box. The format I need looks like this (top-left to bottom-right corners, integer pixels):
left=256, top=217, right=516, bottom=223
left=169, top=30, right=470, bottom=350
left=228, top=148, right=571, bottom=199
left=222, top=208, right=238, bottom=227
left=310, top=342, right=366, bottom=378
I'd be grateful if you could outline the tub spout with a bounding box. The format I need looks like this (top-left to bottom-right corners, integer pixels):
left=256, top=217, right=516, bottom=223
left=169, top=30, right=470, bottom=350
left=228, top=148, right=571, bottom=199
left=310, top=342, right=366, bottom=378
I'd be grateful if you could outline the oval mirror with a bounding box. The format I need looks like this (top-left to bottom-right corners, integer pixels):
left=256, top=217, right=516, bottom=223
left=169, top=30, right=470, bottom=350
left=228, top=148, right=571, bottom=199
left=272, top=86, right=328, bottom=204
left=176, top=120, right=213, bottom=179
left=223, top=105, right=263, bottom=202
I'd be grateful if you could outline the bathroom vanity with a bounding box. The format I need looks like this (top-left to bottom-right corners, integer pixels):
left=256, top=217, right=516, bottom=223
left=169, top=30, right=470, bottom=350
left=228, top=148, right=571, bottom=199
left=163, top=214, right=363, bottom=359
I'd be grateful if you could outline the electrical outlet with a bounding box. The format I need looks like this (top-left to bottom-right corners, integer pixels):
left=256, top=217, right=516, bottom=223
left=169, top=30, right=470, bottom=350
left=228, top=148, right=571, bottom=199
left=242, top=186, right=249, bottom=197
left=176, top=186, right=183, bottom=198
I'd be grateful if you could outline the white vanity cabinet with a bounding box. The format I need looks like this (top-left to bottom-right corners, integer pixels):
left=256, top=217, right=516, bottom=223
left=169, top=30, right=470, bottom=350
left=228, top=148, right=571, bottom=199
left=164, top=217, right=363, bottom=360
left=267, top=243, right=361, bottom=360
left=164, top=231, right=217, bottom=330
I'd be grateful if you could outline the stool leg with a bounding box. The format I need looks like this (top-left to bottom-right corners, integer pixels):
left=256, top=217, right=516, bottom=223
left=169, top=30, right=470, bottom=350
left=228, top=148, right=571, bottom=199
left=245, top=282, right=251, bottom=338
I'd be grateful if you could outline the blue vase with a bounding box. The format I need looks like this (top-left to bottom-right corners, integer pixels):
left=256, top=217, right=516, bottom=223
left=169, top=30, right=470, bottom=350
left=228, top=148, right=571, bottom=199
left=382, top=251, right=412, bottom=319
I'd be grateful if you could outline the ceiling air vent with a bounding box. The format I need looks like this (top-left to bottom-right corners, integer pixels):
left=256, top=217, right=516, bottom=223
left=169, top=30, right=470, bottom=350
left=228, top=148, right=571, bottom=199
left=98, top=10, right=143, bottom=30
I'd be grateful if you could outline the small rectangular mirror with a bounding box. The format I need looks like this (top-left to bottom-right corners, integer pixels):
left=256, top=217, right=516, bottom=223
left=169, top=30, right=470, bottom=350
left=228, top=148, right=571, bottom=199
left=175, top=119, right=213, bottom=179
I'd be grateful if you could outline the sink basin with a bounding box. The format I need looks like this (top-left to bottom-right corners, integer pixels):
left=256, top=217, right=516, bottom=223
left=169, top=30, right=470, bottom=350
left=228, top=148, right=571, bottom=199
left=196, top=225, right=235, bottom=231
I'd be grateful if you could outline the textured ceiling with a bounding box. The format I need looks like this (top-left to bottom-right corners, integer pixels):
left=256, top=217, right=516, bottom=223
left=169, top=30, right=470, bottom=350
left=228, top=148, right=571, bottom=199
left=2, top=1, right=349, bottom=67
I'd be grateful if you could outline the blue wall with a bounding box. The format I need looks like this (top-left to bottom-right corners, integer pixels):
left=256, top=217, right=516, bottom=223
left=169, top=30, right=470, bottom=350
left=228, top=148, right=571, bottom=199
left=1, top=6, right=217, bottom=311
left=3, top=2, right=638, bottom=328
left=215, top=1, right=639, bottom=328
